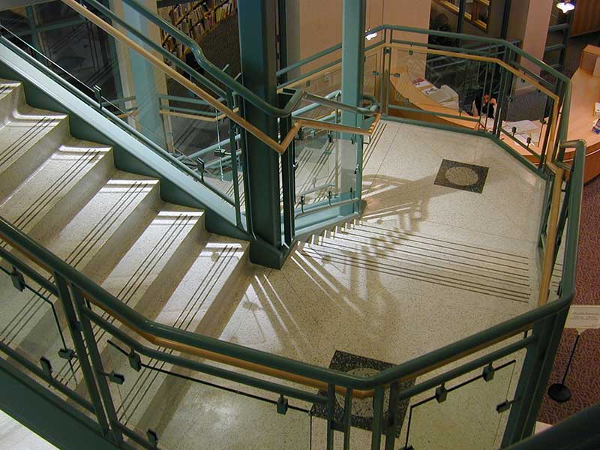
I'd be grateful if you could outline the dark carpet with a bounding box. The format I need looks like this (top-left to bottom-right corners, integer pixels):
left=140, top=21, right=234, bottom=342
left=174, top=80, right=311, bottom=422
left=537, top=177, right=600, bottom=424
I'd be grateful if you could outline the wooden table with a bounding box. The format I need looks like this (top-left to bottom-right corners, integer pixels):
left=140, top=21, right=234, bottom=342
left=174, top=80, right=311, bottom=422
left=565, top=67, right=600, bottom=182
left=388, top=65, right=545, bottom=160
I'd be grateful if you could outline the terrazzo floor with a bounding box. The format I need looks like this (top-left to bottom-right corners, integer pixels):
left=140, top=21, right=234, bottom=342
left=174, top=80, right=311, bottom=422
left=109, top=121, right=548, bottom=449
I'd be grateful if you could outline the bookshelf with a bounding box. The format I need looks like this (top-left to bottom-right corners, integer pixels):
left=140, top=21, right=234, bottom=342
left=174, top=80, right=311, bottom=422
left=159, top=0, right=237, bottom=60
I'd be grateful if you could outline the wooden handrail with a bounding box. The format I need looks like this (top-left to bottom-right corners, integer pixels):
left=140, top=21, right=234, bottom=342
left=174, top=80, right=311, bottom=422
left=538, top=163, right=565, bottom=306
left=61, top=0, right=375, bottom=155
left=80, top=288, right=531, bottom=399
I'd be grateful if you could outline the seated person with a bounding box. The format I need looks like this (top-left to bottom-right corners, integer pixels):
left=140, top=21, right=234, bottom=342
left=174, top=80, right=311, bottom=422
left=473, top=92, right=497, bottom=119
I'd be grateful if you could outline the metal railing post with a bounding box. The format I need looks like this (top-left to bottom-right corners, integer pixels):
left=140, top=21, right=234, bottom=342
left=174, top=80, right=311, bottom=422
left=53, top=273, right=113, bottom=441
left=226, top=88, right=242, bottom=229
left=371, top=387, right=385, bottom=450
left=326, top=383, right=336, bottom=450
left=342, top=388, right=353, bottom=450
left=69, top=285, right=125, bottom=446
left=501, top=309, right=568, bottom=447
left=384, top=382, right=400, bottom=450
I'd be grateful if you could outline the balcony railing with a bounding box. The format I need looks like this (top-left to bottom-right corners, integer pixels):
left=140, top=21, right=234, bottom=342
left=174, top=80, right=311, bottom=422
left=0, top=8, right=586, bottom=450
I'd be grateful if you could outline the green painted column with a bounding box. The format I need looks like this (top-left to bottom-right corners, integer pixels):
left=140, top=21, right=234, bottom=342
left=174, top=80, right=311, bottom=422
left=238, top=0, right=283, bottom=261
left=340, top=0, right=366, bottom=128
left=340, top=0, right=366, bottom=210
left=122, top=2, right=166, bottom=148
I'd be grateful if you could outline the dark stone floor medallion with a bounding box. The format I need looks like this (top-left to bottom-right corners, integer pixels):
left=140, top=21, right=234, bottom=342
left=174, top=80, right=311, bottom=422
left=434, top=159, right=489, bottom=193
left=311, top=351, right=415, bottom=436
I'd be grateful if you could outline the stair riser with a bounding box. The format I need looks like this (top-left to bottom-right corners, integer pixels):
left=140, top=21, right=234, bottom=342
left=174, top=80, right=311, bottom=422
left=78, top=184, right=161, bottom=283
left=88, top=244, right=249, bottom=429
left=0, top=118, right=70, bottom=203
left=0, top=84, right=25, bottom=125
left=19, top=150, right=115, bottom=245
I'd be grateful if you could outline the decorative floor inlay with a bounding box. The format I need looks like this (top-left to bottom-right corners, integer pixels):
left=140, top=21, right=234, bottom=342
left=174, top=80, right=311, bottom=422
left=434, top=159, right=489, bottom=193
left=311, top=351, right=415, bottom=435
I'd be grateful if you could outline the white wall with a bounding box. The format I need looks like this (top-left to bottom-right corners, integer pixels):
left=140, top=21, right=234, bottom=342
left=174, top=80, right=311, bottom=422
left=285, top=0, right=432, bottom=74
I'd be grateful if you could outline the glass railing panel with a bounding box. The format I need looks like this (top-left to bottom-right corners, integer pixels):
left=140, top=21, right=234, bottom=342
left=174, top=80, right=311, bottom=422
left=364, top=51, right=381, bottom=100
left=99, top=335, right=311, bottom=450
left=1, top=11, right=242, bottom=210
left=292, top=97, right=340, bottom=121
left=280, top=47, right=343, bottom=91
left=294, top=130, right=359, bottom=214
left=399, top=354, right=520, bottom=450
left=0, top=265, right=94, bottom=418
left=387, top=48, right=481, bottom=129
left=500, top=78, right=555, bottom=160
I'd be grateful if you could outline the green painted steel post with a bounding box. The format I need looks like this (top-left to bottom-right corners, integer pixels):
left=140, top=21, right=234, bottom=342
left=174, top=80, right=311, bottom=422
left=122, top=1, right=166, bottom=148
left=70, top=286, right=125, bottom=446
left=501, top=311, right=567, bottom=446
left=226, top=88, right=242, bottom=228
left=326, top=383, right=336, bottom=450
left=277, top=0, right=288, bottom=82
left=497, top=47, right=514, bottom=136
left=280, top=94, right=295, bottom=245
left=384, top=382, right=400, bottom=450
left=52, top=273, right=114, bottom=443
left=341, top=0, right=366, bottom=127
left=371, top=387, right=385, bottom=450
left=238, top=0, right=284, bottom=266
left=342, top=388, right=353, bottom=450
left=341, top=0, right=366, bottom=213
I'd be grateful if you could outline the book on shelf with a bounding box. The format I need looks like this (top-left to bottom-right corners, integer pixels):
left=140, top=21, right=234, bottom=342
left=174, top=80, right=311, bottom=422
left=158, top=0, right=238, bottom=56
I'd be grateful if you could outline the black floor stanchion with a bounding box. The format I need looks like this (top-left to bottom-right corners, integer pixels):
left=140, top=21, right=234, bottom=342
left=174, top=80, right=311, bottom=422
left=548, top=332, right=581, bottom=403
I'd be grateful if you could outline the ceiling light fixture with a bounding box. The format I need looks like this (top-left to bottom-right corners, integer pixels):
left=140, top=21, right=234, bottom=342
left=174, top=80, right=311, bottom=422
left=556, top=1, right=575, bottom=13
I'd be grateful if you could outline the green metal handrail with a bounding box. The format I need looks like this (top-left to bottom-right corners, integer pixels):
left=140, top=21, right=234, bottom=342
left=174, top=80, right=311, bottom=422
left=0, top=12, right=588, bottom=446
left=506, top=404, right=600, bottom=450
left=0, top=31, right=236, bottom=209
left=0, top=130, right=584, bottom=391
left=115, top=0, right=375, bottom=119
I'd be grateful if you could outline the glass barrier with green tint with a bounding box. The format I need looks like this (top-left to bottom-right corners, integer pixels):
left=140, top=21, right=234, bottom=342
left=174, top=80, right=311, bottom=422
left=0, top=10, right=587, bottom=449
left=293, top=130, right=360, bottom=215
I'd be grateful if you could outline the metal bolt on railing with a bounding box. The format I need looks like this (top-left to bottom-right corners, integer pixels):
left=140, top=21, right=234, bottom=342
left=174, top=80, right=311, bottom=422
left=10, top=267, right=25, bottom=292
left=435, top=384, right=448, bottom=403
left=40, top=357, right=52, bottom=378
left=197, top=158, right=205, bottom=182
left=497, top=397, right=519, bottom=413
left=147, top=429, right=159, bottom=448
left=58, top=348, right=77, bottom=361
left=277, top=394, right=289, bottom=415
left=100, top=371, right=125, bottom=385
left=129, top=350, right=142, bottom=372
left=483, top=363, right=496, bottom=382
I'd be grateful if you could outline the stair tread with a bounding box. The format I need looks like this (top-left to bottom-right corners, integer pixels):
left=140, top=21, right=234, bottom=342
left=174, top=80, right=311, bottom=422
left=313, top=227, right=532, bottom=283
left=43, top=172, right=160, bottom=276
left=0, top=81, right=21, bottom=106
left=1, top=173, right=158, bottom=342
left=107, top=234, right=248, bottom=424
left=99, top=205, right=205, bottom=310
left=0, top=138, right=112, bottom=236
left=301, top=223, right=537, bottom=304
left=151, top=235, right=248, bottom=329
left=0, top=105, right=68, bottom=172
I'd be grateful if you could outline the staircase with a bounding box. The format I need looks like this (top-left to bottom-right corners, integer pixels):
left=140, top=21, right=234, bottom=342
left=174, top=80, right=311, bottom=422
left=0, top=79, right=249, bottom=435
left=0, top=75, right=556, bottom=449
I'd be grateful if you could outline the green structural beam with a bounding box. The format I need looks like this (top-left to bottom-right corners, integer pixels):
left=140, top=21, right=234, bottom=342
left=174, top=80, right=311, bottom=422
left=237, top=0, right=283, bottom=265
left=340, top=0, right=366, bottom=128
left=0, top=358, right=121, bottom=450
left=123, top=1, right=166, bottom=148
left=339, top=0, right=366, bottom=215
